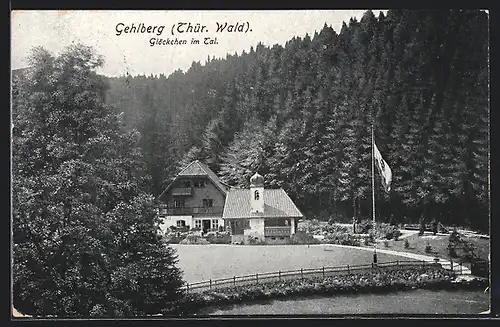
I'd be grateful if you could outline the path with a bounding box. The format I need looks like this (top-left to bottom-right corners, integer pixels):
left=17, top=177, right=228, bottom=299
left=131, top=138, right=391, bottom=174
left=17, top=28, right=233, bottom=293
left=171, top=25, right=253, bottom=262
left=320, top=243, right=472, bottom=275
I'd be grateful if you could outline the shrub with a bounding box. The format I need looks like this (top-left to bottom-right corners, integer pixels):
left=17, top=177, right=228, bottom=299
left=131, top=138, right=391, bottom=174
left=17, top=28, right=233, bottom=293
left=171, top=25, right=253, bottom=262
left=404, top=239, right=410, bottom=249
left=323, top=232, right=360, bottom=246
left=419, top=218, right=425, bottom=236
left=173, top=266, right=460, bottom=315
left=431, top=220, right=438, bottom=235
left=425, top=243, right=432, bottom=253
left=179, top=235, right=210, bottom=245
left=384, top=240, right=389, bottom=247
left=358, top=220, right=373, bottom=234
left=205, top=233, right=231, bottom=244
left=290, top=231, right=321, bottom=245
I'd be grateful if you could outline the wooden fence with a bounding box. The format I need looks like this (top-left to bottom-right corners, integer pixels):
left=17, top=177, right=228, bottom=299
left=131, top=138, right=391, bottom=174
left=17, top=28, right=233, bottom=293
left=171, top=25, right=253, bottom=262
left=184, top=260, right=461, bottom=293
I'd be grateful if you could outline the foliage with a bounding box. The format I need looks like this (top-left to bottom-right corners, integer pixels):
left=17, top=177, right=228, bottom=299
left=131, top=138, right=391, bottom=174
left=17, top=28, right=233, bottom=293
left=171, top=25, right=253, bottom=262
left=323, top=232, right=361, bottom=247
left=205, top=233, right=232, bottom=244
left=404, top=239, right=410, bottom=249
left=290, top=231, right=321, bottom=245
left=425, top=244, right=433, bottom=253
left=179, top=235, right=210, bottom=245
left=101, top=10, right=488, bottom=233
left=170, top=266, right=467, bottom=315
left=12, top=44, right=184, bottom=317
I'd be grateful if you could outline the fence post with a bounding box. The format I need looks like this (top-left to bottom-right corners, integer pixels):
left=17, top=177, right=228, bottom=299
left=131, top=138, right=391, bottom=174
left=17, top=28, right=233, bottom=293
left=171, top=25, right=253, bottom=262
left=301, top=268, right=303, bottom=279
left=233, top=276, right=236, bottom=286
left=256, top=273, right=259, bottom=284
left=278, top=271, right=281, bottom=281
left=397, top=260, right=399, bottom=267
left=460, top=263, right=463, bottom=275
left=209, top=279, right=212, bottom=289
left=450, top=259, right=453, bottom=272
left=186, top=283, right=189, bottom=293
left=347, top=265, right=350, bottom=274
left=322, top=266, right=325, bottom=278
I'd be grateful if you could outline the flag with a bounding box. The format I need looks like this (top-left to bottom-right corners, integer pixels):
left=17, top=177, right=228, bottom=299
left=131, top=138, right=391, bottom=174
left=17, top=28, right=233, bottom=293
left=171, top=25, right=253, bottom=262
left=374, top=141, right=392, bottom=192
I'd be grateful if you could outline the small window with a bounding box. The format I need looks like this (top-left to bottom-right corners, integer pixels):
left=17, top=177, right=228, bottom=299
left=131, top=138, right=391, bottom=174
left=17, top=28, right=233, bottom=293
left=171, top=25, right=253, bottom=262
left=174, top=199, right=185, bottom=208
left=194, top=179, right=205, bottom=188
left=212, top=219, right=219, bottom=229
left=202, top=199, right=213, bottom=207
left=254, top=190, right=260, bottom=200
left=160, top=208, right=168, bottom=215
left=244, top=220, right=250, bottom=228
left=176, top=220, right=186, bottom=227
left=195, top=219, right=201, bottom=229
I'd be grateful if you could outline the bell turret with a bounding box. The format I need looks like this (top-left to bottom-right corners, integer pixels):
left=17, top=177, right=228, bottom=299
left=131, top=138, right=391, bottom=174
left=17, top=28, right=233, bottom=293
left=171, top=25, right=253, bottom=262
left=250, top=172, right=264, bottom=213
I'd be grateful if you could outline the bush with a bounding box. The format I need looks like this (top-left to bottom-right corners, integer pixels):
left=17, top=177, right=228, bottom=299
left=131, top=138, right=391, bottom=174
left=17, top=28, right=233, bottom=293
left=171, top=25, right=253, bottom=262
left=404, top=239, right=410, bottom=249
left=425, top=243, right=432, bottom=253
left=173, top=266, right=460, bottom=315
left=384, top=240, right=389, bottom=247
left=357, top=220, right=373, bottom=234
left=323, top=232, right=361, bottom=246
left=205, top=233, right=231, bottom=244
left=248, top=237, right=267, bottom=245
left=290, top=231, right=321, bottom=245
left=179, top=235, right=210, bottom=245
left=432, top=220, right=438, bottom=235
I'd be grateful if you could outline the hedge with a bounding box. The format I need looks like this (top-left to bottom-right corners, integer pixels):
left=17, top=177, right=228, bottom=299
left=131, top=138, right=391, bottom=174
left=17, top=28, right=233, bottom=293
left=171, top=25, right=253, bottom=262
left=163, top=266, right=488, bottom=316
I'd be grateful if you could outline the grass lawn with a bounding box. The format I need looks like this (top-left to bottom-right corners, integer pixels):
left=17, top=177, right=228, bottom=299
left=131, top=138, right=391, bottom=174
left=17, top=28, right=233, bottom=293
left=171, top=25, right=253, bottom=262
left=170, top=244, right=417, bottom=283
left=375, top=232, right=490, bottom=266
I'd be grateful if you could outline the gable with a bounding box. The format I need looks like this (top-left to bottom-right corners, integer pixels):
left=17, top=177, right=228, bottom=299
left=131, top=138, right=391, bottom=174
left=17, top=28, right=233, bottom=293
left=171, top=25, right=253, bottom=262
left=157, top=160, right=228, bottom=201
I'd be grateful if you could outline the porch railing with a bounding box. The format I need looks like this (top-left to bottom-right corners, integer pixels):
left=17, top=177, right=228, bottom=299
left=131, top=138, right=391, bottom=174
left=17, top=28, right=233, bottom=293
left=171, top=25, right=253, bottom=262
left=161, top=206, right=223, bottom=215
left=264, top=226, right=291, bottom=237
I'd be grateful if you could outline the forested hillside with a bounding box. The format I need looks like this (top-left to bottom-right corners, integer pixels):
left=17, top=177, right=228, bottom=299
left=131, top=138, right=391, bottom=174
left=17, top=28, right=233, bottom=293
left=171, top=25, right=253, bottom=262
left=103, top=10, right=489, bottom=232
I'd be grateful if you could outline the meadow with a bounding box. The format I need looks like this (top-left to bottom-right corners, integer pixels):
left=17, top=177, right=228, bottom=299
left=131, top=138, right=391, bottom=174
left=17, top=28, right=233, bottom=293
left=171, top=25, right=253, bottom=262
left=170, top=244, right=416, bottom=283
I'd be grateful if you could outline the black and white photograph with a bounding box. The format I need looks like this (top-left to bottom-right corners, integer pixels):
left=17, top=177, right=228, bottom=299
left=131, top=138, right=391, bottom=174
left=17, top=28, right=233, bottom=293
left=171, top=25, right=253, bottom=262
left=11, top=9, right=492, bottom=318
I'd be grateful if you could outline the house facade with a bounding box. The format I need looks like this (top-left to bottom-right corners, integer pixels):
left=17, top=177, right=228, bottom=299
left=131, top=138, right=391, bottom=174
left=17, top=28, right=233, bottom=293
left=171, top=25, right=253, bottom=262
left=222, top=172, right=303, bottom=244
left=157, top=161, right=303, bottom=244
left=157, top=160, right=230, bottom=234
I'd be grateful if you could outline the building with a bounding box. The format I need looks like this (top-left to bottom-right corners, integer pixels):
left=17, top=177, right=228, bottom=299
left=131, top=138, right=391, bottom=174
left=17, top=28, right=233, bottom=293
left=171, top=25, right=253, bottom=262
left=223, top=172, right=303, bottom=244
left=157, top=161, right=303, bottom=244
left=157, top=160, right=230, bottom=234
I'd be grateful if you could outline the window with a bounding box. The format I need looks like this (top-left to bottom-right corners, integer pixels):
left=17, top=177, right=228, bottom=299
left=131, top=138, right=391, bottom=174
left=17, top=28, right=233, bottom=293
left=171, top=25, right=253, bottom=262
left=202, top=199, right=213, bottom=207
left=244, top=220, right=250, bottom=228
left=194, top=179, right=205, bottom=188
left=285, top=220, right=289, bottom=226
left=176, top=220, right=186, bottom=227
left=174, top=199, right=185, bottom=208
left=182, top=180, right=191, bottom=188
left=212, top=219, right=219, bottom=230
left=195, top=219, right=201, bottom=229
left=160, top=208, right=168, bottom=215
left=254, top=190, right=260, bottom=200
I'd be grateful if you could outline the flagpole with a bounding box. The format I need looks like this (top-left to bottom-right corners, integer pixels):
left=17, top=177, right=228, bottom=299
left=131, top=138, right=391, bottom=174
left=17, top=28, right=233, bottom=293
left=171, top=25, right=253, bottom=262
left=372, top=122, right=377, bottom=264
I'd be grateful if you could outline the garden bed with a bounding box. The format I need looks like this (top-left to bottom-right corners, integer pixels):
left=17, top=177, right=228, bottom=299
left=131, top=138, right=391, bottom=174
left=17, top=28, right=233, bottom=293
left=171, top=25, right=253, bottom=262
left=164, top=266, right=488, bottom=316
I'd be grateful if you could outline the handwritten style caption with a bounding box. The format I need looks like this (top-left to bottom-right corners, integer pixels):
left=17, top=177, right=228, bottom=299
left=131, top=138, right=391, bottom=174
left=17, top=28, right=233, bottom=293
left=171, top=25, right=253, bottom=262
left=115, top=22, right=252, bottom=46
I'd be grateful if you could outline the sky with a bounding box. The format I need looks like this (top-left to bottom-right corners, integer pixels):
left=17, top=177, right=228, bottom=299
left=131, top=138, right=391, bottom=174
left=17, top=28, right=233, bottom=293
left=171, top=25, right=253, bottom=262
left=11, top=10, right=387, bottom=77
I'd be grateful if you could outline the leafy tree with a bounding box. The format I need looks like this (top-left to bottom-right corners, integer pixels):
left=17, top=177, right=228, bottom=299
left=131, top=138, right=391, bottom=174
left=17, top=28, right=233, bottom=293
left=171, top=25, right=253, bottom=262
left=12, top=44, right=184, bottom=317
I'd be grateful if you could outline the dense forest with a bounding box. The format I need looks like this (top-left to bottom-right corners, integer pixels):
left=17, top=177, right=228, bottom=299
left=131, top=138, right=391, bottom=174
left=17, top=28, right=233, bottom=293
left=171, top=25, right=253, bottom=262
left=103, top=10, right=489, bottom=232
left=10, top=9, right=490, bottom=317
left=106, top=10, right=489, bottom=230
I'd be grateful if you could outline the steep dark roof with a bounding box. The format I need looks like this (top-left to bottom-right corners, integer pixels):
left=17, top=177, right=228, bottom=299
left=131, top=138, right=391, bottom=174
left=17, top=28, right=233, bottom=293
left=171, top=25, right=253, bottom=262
left=158, top=160, right=229, bottom=200
left=223, top=188, right=303, bottom=219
